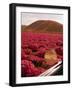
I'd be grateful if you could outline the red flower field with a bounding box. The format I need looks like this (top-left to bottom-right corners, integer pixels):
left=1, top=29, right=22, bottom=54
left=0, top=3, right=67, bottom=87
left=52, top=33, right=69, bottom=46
left=21, top=32, right=63, bottom=77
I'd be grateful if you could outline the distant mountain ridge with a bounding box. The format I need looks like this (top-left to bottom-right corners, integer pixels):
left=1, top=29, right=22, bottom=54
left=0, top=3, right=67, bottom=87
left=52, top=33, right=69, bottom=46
left=21, top=20, right=63, bottom=33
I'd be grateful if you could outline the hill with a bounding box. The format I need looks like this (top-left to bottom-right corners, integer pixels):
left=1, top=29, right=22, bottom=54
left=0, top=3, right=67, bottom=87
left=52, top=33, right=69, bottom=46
left=21, top=20, right=63, bottom=33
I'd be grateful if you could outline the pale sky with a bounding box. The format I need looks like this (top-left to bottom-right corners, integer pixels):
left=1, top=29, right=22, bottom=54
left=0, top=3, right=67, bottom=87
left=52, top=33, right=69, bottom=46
left=21, top=12, right=64, bottom=25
